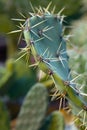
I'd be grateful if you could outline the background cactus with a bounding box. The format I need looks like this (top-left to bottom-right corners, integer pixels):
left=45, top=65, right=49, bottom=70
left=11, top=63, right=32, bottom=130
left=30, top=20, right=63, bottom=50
left=15, top=83, right=48, bottom=130
left=67, top=16, right=87, bottom=129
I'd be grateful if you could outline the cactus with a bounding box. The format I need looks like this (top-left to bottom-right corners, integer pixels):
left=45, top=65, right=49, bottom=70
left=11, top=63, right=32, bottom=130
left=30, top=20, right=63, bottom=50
left=22, top=4, right=87, bottom=120
left=12, top=3, right=87, bottom=129
left=15, top=83, right=48, bottom=130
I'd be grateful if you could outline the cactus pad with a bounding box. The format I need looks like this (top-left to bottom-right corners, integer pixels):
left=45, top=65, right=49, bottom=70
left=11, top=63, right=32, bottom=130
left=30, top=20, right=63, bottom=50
left=15, top=83, right=48, bottom=130
left=24, top=13, right=70, bottom=81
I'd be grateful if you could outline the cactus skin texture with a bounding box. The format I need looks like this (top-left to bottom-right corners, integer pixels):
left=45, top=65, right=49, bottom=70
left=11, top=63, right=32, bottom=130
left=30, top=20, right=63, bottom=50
left=40, top=111, right=65, bottom=130
left=23, top=6, right=87, bottom=116
left=15, top=83, right=48, bottom=130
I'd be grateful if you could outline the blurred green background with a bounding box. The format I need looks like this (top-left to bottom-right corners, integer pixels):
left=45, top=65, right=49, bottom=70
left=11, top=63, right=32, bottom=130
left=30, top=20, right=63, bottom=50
left=0, top=0, right=87, bottom=130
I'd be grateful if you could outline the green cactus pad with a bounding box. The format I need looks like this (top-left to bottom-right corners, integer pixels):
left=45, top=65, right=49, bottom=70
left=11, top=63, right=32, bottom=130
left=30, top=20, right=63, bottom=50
left=23, top=8, right=87, bottom=111
left=24, top=13, right=70, bottom=81
left=22, top=6, right=87, bottom=128
left=15, top=83, right=48, bottom=130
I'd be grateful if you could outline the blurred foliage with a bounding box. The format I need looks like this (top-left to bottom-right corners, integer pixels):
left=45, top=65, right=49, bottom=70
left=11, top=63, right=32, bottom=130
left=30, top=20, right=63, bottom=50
left=0, top=58, right=37, bottom=99
left=0, top=99, right=10, bottom=130
left=69, top=17, right=87, bottom=102
left=81, top=0, right=87, bottom=14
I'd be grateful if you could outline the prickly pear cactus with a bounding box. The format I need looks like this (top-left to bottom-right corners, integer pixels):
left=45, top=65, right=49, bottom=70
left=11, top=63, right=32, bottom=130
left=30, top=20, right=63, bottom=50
left=15, top=83, right=48, bottom=130
left=24, top=11, right=70, bottom=82
left=14, top=4, right=87, bottom=129
left=40, top=111, right=65, bottom=130
left=23, top=5, right=87, bottom=110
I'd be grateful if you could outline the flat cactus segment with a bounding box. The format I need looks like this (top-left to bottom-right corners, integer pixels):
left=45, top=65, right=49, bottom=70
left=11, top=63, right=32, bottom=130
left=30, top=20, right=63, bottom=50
left=40, top=111, right=65, bottom=130
left=23, top=10, right=87, bottom=109
left=24, top=14, right=71, bottom=81
left=15, top=83, right=48, bottom=130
